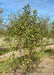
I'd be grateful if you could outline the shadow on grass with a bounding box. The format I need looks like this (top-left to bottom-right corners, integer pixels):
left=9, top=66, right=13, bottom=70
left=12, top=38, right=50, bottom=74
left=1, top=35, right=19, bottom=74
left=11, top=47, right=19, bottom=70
left=0, top=47, right=18, bottom=55
left=0, top=48, right=10, bottom=55
left=44, top=49, right=54, bottom=56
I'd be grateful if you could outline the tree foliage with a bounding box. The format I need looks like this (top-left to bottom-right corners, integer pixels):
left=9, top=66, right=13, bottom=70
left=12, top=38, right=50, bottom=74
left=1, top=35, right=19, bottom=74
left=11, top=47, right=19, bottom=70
left=0, top=4, right=54, bottom=74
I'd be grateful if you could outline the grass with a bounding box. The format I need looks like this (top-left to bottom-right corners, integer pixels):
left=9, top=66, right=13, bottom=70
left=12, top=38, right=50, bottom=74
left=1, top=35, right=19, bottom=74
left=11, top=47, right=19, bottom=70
left=0, top=48, right=10, bottom=55
left=0, top=61, right=10, bottom=74
left=0, top=48, right=54, bottom=74
left=40, top=49, right=54, bottom=58
left=0, top=47, right=19, bottom=55
left=0, top=37, right=54, bottom=74
left=44, top=49, right=54, bottom=56
left=0, top=36, right=54, bottom=55
left=0, top=56, right=23, bottom=74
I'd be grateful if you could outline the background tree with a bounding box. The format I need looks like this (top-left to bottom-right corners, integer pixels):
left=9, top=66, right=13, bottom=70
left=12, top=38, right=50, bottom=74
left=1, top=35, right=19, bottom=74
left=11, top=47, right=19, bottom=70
left=49, top=22, right=54, bottom=38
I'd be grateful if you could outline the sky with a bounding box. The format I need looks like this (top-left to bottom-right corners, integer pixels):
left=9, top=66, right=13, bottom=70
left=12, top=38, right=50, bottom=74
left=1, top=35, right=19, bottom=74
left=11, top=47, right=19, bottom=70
left=0, top=0, right=54, bottom=21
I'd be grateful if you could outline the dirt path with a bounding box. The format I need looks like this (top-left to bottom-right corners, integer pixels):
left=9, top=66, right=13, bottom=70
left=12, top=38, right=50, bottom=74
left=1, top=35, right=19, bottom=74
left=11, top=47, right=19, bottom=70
left=0, top=45, right=54, bottom=62
left=38, top=56, right=54, bottom=74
